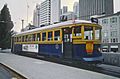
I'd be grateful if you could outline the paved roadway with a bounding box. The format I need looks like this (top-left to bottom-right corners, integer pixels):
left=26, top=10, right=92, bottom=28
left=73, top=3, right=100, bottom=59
left=0, top=52, right=119, bottom=79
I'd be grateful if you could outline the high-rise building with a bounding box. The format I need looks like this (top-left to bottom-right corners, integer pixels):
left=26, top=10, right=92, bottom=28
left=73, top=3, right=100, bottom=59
left=51, top=0, right=61, bottom=24
left=40, top=0, right=51, bottom=26
left=63, top=6, right=68, bottom=14
left=33, top=0, right=61, bottom=27
left=60, top=9, right=62, bottom=15
left=33, top=4, right=40, bottom=27
left=79, top=0, right=114, bottom=20
left=73, top=2, right=79, bottom=19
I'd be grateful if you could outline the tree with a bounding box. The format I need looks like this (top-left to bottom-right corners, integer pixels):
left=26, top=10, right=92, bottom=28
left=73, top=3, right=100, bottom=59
left=0, top=4, right=14, bottom=49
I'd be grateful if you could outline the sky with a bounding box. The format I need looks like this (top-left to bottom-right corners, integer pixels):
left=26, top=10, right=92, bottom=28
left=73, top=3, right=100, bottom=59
left=0, top=0, right=120, bottom=32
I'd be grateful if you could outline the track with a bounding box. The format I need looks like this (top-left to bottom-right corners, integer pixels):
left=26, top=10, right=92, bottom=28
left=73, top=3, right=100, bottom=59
left=17, top=52, right=120, bottom=78
left=0, top=63, right=27, bottom=79
left=96, top=64, right=120, bottom=78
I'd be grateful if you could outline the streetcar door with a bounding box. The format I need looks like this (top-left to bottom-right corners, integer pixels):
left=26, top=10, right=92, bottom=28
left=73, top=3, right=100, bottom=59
left=62, top=27, right=73, bottom=58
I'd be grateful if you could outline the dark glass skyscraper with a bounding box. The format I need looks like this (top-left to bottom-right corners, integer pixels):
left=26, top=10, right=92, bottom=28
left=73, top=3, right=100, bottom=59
left=79, top=0, right=114, bottom=20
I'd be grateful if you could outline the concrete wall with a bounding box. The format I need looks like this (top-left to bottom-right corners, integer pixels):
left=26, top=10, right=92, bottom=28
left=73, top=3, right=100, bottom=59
left=102, top=52, right=120, bottom=66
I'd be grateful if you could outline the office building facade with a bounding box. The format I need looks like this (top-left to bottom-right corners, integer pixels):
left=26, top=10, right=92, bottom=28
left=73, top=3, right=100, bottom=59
left=73, top=2, right=79, bottom=19
left=98, top=12, right=120, bottom=52
left=79, top=0, right=114, bottom=20
left=33, top=4, right=40, bottom=27
left=51, top=0, right=61, bottom=24
left=40, top=0, right=51, bottom=26
left=63, top=6, right=68, bottom=14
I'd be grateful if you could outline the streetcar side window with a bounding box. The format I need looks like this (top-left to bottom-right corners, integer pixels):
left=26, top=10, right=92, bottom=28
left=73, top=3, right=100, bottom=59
left=37, top=33, right=40, bottom=41
left=42, top=32, right=46, bottom=41
left=73, top=26, right=81, bottom=36
left=22, top=36, right=24, bottom=42
left=17, top=37, right=18, bottom=42
left=48, top=31, right=53, bottom=41
left=32, top=34, right=36, bottom=41
left=25, top=35, right=28, bottom=42
left=54, top=30, right=60, bottom=41
left=28, top=35, right=32, bottom=42
left=19, top=36, right=21, bottom=42
left=19, top=37, right=21, bottom=42
left=16, top=37, right=18, bottom=42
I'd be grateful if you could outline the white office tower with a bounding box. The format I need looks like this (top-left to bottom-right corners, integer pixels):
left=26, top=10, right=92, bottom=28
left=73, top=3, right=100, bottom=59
left=51, top=0, right=61, bottom=24
left=40, top=0, right=51, bottom=26
left=33, top=4, right=40, bottom=27
left=63, top=6, right=68, bottom=14
left=73, top=2, right=79, bottom=19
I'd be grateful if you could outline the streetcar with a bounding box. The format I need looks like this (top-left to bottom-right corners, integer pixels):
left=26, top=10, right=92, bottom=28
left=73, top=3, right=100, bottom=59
left=11, top=20, right=103, bottom=63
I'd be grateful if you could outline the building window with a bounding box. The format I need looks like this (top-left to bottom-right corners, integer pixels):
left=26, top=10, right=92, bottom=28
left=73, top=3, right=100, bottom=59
left=102, top=40, right=104, bottom=43
left=102, top=19, right=108, bottom=24
left=103, top=32, right=108, bottom=37
left=116, top=38, right=118, bottom=43
left=113, top=38, right=115, bottom=43
left=110, top=17, right=117, bottom=23
left=111, top=31, right=117, bottom=37
left=111, top=39, right=112, bottom=43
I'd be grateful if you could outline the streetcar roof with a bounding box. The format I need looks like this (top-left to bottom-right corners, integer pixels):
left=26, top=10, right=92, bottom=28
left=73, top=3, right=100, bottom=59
left=14, top=20, right=95, bottom=36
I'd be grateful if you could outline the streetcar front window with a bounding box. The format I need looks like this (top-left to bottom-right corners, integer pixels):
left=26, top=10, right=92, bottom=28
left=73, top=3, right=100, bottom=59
left=84, top=26, right=93, bottom=40
left=73, top=26, right=81, bottom=36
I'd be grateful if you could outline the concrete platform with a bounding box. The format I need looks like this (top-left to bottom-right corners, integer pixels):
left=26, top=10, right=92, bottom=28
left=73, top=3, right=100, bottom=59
left=0, top=53, right=119, bottom=79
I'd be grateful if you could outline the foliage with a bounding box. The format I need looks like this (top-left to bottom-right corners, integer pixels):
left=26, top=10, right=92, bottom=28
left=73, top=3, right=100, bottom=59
left=0, top=4, right=14, bottom=49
